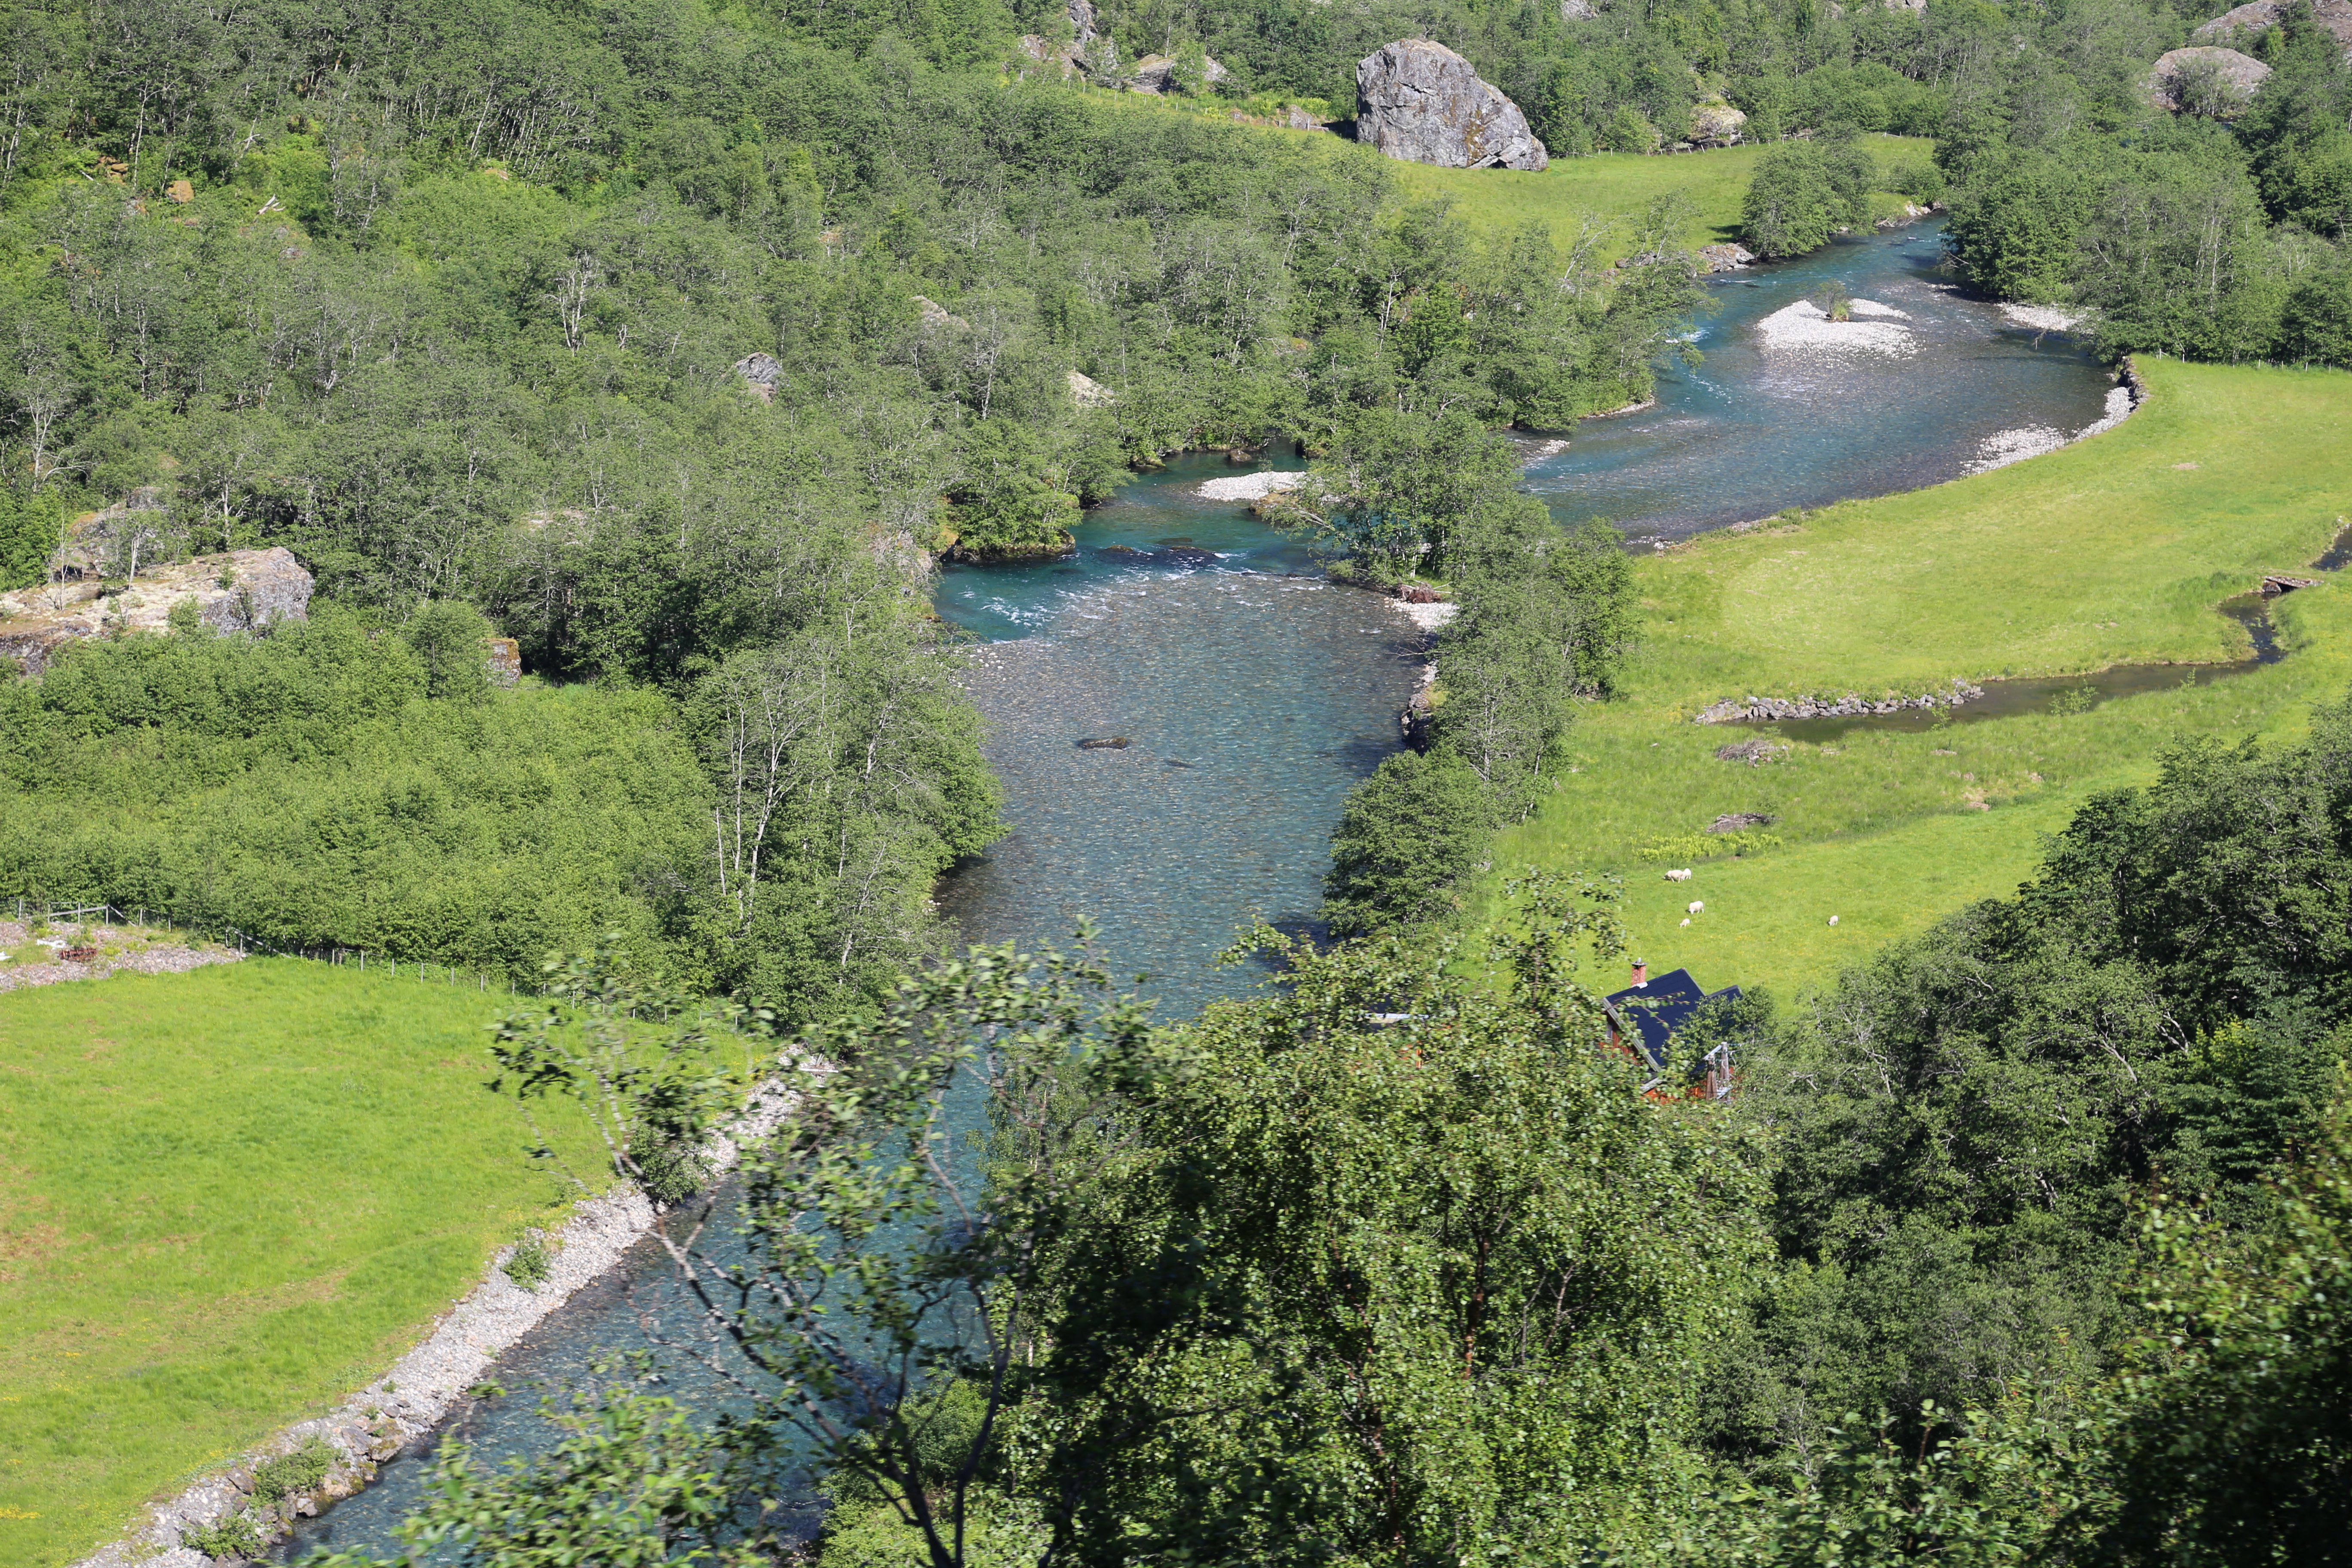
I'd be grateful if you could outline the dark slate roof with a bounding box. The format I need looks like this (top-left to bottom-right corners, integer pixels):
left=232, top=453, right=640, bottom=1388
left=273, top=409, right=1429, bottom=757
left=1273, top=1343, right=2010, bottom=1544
left=1603, top=967, right=1743, bottom=1075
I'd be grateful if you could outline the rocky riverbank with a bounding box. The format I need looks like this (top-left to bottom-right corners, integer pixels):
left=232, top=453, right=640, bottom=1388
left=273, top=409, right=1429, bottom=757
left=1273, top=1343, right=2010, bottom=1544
left=71, top=1077, right=808, bottom=1568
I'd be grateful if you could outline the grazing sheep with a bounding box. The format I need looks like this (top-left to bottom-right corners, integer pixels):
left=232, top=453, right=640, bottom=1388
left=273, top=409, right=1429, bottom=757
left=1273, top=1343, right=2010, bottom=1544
left=1687, top=900, right=1704, bottom=915
left=1680, top=917, right=1691, bottom=927
left=1828, top=915, right=1840, bottom=926
left=1664, top=868, right=1693, bottom=882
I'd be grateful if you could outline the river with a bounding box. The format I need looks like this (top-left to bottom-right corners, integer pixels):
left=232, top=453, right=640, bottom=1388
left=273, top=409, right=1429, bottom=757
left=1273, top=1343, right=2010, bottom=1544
left=276, top=218, right=2115, bottom=1558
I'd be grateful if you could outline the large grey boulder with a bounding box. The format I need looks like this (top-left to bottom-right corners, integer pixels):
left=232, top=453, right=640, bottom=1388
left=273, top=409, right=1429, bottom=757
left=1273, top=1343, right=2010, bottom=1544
left=1355, top=41, right=1549, bottom=172
left=2193, top=0, right=2352, bottom=51
left=2148, top=46, right=2272, bottom=113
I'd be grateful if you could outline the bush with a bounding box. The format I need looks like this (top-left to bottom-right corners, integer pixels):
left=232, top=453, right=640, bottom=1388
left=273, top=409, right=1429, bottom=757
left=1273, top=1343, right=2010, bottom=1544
left=251, top=1436, right=336, bottom=1501
left=503, top=1230, right=554, bottom=1291
left=181, top=1510, right=266, bottom=1561
left=402, top=599, right=493, bottom=703
left=1742, top=141, right=1877, bottom=259
left=1323, top=747, right=1492, bottom=937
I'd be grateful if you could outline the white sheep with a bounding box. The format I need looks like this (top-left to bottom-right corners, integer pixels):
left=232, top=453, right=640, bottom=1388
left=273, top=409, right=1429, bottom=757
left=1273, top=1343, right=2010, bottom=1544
left=1664, top=868, right=1693, bottom=882
left=1687, top=900, right=1704, bottom=915
left=1828, top=915, right=1840, bottom=926
left=1679, top=917, right=1691, bottom=928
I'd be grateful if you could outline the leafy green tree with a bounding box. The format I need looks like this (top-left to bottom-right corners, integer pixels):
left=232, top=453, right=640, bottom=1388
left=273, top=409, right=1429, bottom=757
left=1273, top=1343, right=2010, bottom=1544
left=1322, top=745, right=1491, bottom=937
left=1023, top=883, right=1770, bottom=1565
left=403, top=599, right=495, bottom=703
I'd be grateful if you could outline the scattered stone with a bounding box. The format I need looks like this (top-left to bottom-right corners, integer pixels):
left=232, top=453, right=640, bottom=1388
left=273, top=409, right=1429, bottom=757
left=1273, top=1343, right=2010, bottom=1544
left=1707, top=813, right=1776, bottom=833
left=1698, top=243, right=1757, bottom=273
left=1715, top=737, right=1787, bottom=766
left=2000, top=303, right=2084, bottom=333
left=1696, top=679, right=1986, bottom=725
left=1354, top=40, right=1550, bottom=172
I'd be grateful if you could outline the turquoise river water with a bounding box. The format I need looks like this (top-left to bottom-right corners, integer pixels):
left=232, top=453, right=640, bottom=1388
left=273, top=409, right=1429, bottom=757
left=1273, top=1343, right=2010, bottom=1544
left=278, top=219, right=2119, bottom=1557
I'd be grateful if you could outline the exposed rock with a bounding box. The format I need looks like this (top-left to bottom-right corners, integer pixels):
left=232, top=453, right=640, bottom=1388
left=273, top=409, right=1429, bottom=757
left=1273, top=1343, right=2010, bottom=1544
left=2262, top=574, right=2321, bottom=597
left=1698, top=242, right=1757, bottom=273
left=2148, top=46, right=2272, bottom=113
left=1128, top=52, right=1231, bottom=92
left=1714, top=737, right=1787, bottom=766
left=487, top=636, right=522, bottom=687
left=912, top=295, right=968, bottom=330
left=733, top=351, right=782, bottom=402
left=1076, top=735, right=1131, bottom=750
left=1561, top=0, right=1599, bottom=16
left=2193, top=0, right=2352, bottom=52
left=1695, top=679, right=1987, bottom=725
left=0, top=547, right=313, bottom=675
left=165, top=178, right=195, bottom=203
left=1707, top=812, right=1777, bottom=833
left=1068, top=369, right=1117, bottom=407
left=1688, top=102, right=1748, bottom=146
left=1355, top=40, right=1550, bottom=172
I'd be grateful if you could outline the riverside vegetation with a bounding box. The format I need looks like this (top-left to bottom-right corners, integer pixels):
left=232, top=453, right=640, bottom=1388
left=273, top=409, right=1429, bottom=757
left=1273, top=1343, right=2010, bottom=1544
left=11, top=0, right=2352, bottom=1560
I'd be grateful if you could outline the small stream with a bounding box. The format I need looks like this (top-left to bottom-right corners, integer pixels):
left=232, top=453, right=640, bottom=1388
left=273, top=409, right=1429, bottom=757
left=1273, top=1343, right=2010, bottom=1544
left=276, top=219, right=2135, bottom=1559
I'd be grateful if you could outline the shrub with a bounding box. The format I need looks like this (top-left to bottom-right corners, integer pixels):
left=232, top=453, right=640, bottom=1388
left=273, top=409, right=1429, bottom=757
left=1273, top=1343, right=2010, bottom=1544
left=251, top=1436, right=336, bottom=1501
left=1323, top=747, right=1493, bottom=937
left=504, top=1230, right=554, bottom=1291
left=181, top=1510, right=266, bottom=1560
left=1638, top=830, right=1784, bottom=862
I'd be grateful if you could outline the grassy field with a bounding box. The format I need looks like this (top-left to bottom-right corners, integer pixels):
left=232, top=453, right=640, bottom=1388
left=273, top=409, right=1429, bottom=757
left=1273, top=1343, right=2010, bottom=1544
left=1386, top=135, right=1936, bottom=252
left=0, top=959, right=602, bottom=1565
left=1475, top=357, right=2352, bottom=998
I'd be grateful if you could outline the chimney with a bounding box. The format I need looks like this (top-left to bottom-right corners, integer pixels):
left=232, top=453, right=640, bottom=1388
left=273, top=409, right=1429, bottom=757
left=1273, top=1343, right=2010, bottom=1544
left=1630, top=962, right=1648, bottom=987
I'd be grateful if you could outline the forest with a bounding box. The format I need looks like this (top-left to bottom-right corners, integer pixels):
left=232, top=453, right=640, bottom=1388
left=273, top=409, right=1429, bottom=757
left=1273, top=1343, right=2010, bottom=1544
left=5, top=0, right=2350, bottom=1558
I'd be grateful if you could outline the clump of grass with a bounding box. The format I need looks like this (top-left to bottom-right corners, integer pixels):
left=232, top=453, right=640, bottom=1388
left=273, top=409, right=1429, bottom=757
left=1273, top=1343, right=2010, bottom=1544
left=1639, top=830, right=1784, bottom=862
left=251, top=1435, right=336, bottom=1502
left=504, top=1229, right=554, bottom=1291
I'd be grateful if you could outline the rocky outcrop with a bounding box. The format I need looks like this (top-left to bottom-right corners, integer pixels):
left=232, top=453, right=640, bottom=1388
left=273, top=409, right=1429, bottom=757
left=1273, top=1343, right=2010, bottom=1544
left=1695, top=679, right=1987, bottom=724
left=2193, top=0, right=2352, bottom=52
left=1128, top=51, right=1231, bottom=92
left=1699, top=242, right=1757, bottom=273
left=1068, top=369, right=1116, bottom=407
left=1689, top=102, right=1748, bottom=146
left=734, top=351, right=782, bottom=402
left=0, top=547, right=313, bottom=674
left=2148, top=46, right=2272, bottom=113
left=1355, top=41, right=1550, bottom=172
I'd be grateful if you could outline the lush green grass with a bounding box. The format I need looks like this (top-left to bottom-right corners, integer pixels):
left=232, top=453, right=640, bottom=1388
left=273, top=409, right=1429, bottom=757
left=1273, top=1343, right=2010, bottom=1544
left=0, top=959, right=602, bottom=1565
left=1386, top=135, right=1936, bottom=252
left=1477, top=358, right=2352, bottom=997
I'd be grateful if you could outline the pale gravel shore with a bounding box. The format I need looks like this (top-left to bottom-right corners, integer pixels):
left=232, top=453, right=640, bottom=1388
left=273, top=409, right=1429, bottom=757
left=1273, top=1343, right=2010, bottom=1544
left=2000, top=302, right=2087, bottom=332
left=1195, top=470, right=1304, bottom=502
left=1756, top=298, right=1918, bottom=356
left=68, top=1073, right=809, bottom=1568
left=1968, top=385, right=2137, bottom=474
left=1389, top=597, right=1458, bottom=632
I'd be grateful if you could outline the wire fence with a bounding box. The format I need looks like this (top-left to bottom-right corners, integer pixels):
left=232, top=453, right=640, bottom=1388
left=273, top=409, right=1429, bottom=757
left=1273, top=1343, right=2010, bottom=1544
left=7, top=898, right=529, bottom=995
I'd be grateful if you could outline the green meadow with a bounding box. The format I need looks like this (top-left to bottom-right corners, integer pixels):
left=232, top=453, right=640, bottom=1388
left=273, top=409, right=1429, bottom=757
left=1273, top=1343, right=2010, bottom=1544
left=0, top=959, right=602, bottom=1565
left=1478, top=357, right=2352, bottom=995
left=1385, top=135, right=1936, bottom=251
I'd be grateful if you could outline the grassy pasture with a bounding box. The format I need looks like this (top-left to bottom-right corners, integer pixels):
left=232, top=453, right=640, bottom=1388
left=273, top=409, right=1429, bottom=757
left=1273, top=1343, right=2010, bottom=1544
left=0, top=959, right=601, bottom=1565
left=1386, top=135, right=1936, bottom=252
left=1476, top=357, right=2352, bottom=996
